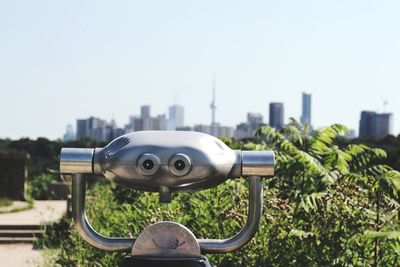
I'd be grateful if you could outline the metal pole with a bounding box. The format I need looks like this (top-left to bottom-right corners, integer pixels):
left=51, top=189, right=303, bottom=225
left=72, top=174, right=263, bottom=253
left=72, top=174, right=134, bottom=251
left=198, top=176, right=263, bottom=253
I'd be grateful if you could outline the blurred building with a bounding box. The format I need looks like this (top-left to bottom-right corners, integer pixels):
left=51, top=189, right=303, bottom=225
left=269, top=102, right=284, bottom=129
left=125, top=105, right=171, bottom=132
left=63, top=124, right=75, bottom=141
left=234, top=112, right=265, bottom=139
left=169, top=104, right=184, bottom=129
left=76, top=117, right=125, bottom=142
left=76, top=117, right=107, bottom=141
left=359, top=111, right=393, bottom=138
left=300, top=92, right=312, bottom=126
left=141, top=105, right=151, bottom=119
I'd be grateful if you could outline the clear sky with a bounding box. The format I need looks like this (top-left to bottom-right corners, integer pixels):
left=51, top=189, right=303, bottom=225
left=1, top=1, right=399, bottom=139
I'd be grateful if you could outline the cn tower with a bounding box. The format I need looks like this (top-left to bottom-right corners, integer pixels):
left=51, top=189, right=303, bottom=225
left=210, top=75, right=217, bottom=126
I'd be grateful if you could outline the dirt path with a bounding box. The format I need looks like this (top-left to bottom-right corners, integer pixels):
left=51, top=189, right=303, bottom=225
left=0, top=200, right=66, bottom=266
left=0, top=200, right=66, bottom=225
left=0, top=244, right=43, bottom=267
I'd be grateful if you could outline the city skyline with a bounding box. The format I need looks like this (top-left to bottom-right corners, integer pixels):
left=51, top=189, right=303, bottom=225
left=1, top=1, right=400, bottom=139
left=66, top=93, right=395, bottom=142
left=66, top=90, right=386, bottom=142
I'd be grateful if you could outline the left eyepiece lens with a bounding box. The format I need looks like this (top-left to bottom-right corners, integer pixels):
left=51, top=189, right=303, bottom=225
left=137, top=154, right=160, bottom=175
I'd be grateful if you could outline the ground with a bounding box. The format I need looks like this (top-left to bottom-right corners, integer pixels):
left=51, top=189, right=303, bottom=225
left=0, top=200, right=66, bottom=267
left=0, top=244, right=43, bottom=267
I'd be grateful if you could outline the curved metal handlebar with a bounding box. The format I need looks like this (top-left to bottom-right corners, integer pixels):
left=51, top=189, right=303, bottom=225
left=72, top=174, right=263, bottom=253
left=198, top=176, right=263, bottom=253
left=72, top=174, right=133, bottom=251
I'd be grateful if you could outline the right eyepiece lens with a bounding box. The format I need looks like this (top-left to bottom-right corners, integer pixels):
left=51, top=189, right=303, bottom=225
left=143, top=159, right=154, bottom=170
left=174, top=160, right=185, bottom=171
left=169, top=153, right=192, bottom=176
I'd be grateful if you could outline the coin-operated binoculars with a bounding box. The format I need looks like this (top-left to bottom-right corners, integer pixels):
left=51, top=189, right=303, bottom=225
left=60, top=131, right=274, bottom=267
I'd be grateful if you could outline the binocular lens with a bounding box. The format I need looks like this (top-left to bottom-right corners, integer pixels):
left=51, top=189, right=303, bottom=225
left=143, top=159, right=154, bottom=170
left=174, top=160, right=185, bottom=171
left=169, top=154, right=192, bottom=176
left=137, top=154, right=161, bottom=175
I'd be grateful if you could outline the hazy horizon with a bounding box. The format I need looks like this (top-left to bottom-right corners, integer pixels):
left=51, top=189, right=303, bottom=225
left=1, top=1, right=399, bottom=140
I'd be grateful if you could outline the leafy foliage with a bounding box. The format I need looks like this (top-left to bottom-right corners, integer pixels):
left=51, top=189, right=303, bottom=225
left=27, top=173, right=56, bottom=200
left=38, top=121, right=400, bottom=266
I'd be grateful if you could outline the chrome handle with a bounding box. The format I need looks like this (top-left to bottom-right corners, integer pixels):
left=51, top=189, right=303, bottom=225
left=71, top=174, right=263, bottom=253
left=198, top=176, right=263, bottom=253
left=72, top=174, right=133, bottom=251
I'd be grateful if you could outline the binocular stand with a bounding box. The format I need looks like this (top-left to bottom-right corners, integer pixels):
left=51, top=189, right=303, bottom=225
left=62, top=131, right=274, bottom=266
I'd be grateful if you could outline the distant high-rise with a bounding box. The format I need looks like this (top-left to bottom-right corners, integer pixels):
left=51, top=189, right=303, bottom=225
left=63, top=124, right=75, bottom=141
left=234, top=113, right=265, bottom=140
left=375, top=113, right=392, bottom=138
left=247, top=113, right=264, bottom=129
left=269, top=103, right=284, bottom=129
left=359, top=111, right=375, bottom=138
left=300, top=92, right=312, bottom=126
left=76, top=119, right=89, bottom=140
left=359, top=111, right=393, bottom=138
left=141, top=105, right=151, bottom=119
left=169, top=104, right=184, bottom=129
left=76, top=117, right=107, bottom=141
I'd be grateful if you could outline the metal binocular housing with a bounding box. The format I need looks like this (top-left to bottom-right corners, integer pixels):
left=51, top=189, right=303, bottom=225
left=60, top=131, right=275, bottom=254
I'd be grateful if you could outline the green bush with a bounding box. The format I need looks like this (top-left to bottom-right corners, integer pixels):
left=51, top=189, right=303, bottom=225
left=40, top=121, right=400, bottom=266
left=28, top=173, right=56, bottom=200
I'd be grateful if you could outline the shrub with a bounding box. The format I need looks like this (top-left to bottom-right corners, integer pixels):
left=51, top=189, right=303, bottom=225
left=28, top=173, right=56, bottom=200
left=40, top=121, right=400, bottom=266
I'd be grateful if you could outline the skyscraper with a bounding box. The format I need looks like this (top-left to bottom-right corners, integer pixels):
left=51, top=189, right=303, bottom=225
left=247, top=112, right=264, bottom=129
left=141, top=105, right=151, bottom=119
left=300, top=92, right=311, bottom=126
left=63, top=124, right=75, bottom=141
left=234, top=113, right=265, bottom=140
left=76, top=119, right=89, bottom=140
left=169, top=104, right=184, bottom=129
left=269, top=103, right=284, bottom=129
left=375, top=113, right=393, bottom=138
left=359, top=111, right=393, bottom=138
left=140, top=105, right=153, bottom=130
left=76, top=117, right=107, bottom=141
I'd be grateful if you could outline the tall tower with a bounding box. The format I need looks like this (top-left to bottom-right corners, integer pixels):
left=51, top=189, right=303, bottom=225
left=269, top=102, right=284, bottom=130
left=169, top=104, right=184, bottom=128
left=300, top=92, right=312, bottom=126
left=210, top=75, right=217, bottom=126
left=359, top=111, right=393, bottom=138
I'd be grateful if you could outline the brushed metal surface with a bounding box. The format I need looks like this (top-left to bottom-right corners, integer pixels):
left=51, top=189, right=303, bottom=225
left=70, top=174, right=264, bottom=253
left=132, top=222, right=201, bottom=257
left=72, top=174, right=133, bottom=251
left=64, top=131, right=275, bottom=254
left=60, top=148, right=94, bottom=174
left=61, top=131, right=275, bottom=192
left=92, top=131, right=242, bottom=192
left=198, top=176, right=263, bottom=253
left=242, top=150, right=275, bottom=176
